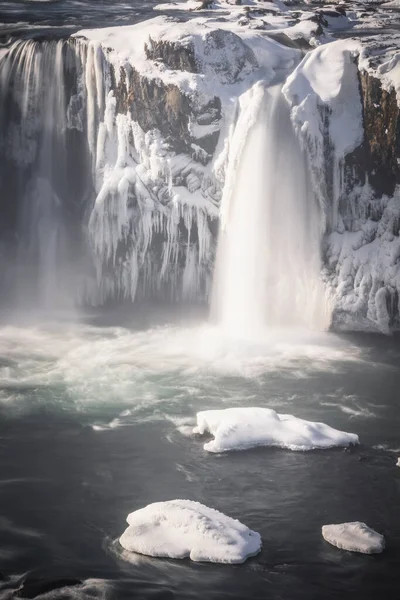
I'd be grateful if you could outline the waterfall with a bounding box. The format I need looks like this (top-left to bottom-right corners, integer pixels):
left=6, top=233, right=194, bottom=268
left=0, top=39, right=87, bottom=310
left=212, top=83, right=330, bottom=337
left=0, top=38, right=330, bottom=321
left=0, top=37, right=217, bottom=309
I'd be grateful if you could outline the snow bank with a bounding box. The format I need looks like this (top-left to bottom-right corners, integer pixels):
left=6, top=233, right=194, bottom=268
left=322, top=522, right=385, bottom=554
left=119, top=499, right=261, bottom=563
left=283, top=38, right=362, bottom=158
left=194, top=407, right=359, bottom=452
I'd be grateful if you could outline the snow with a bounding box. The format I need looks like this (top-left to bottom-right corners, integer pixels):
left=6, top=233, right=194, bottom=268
left=359, top=36, right=400, bottom=103
left=193, top=407, right=359, bottom=452
left=322, top=522, right=385, bottom=554
left=283, top=39, right=363, bottom=231
left=119, top=499, right=261, bottom=563
left=283, top=39, right=362, bottom=157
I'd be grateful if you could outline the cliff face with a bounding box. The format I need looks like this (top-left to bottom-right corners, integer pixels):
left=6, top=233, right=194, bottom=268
left=310, top=45, right=400, bottom=333
left=113, top=64, right=220, bottom=158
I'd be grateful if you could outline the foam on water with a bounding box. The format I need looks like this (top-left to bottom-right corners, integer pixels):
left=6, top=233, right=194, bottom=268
left=0, top=314, right=367, bottom=422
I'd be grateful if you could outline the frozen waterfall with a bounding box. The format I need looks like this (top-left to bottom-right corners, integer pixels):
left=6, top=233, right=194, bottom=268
left=212, top=84, right=330, bottom=336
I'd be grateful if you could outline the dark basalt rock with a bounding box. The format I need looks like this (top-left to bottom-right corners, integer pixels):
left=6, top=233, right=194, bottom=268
left=345, top=71, right=400, bottom=197
left=111, top=59, right=222, bottom=160
left=145, top=37, right=198, bottom=73
left=360, top=71, right=400, bottom=194
left=106, top=26, right=258, bottom=160
left=14, top=577, right=83, bottom=598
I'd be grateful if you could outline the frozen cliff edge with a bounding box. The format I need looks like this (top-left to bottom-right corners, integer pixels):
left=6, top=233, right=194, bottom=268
left=284, top=35, right=400, bottom=334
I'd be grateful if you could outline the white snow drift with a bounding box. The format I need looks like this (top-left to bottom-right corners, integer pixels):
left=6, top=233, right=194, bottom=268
left=194, top=407, right=359, bottom=452
left=119, top=499, right=261, bottom=563
left=322, top=522, right=385, bottom=554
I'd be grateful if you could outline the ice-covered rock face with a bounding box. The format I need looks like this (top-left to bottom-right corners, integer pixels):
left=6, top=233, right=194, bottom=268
left=194, top=407, right=359, bottom=452
left=283, top=31, right=400, bottom=334
left=119, top=499, right=262, bottom=563
left=322, top=522, right=385, bottom=554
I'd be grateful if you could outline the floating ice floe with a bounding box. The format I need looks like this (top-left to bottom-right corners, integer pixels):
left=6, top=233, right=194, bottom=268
left=397, top=457, right=400, bottom=467
left=119, top=499, right=261, bottom=564
left=322, top=522, right=385, bottom=554
left=193, top=407, right=359, bottom=452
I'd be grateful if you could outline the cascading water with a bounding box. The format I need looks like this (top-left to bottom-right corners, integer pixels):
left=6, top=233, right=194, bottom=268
left=0, top=39, right=88, bottom=310
left=212, top=83, right=330, bottom=337
left=0, top=37, right=217, bottom=309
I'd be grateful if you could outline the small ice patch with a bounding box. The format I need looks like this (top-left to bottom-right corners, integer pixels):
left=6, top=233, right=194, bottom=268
left=119, top=499, right=261, bottom=564
left=193, top=407, right=359, bottom=453
left=397, top=457, right=400, bottom=467
left=322, top=522, right=385, bottom=554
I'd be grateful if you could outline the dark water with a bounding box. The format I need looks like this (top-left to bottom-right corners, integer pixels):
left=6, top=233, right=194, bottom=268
left=0, top=310, right=400, bottom=599
left=0, top=0, right=186, bottom=37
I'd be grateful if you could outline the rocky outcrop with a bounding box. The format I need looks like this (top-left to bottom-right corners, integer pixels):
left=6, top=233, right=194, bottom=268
left=359, top=71, right=400, bottom=195
left=145, top=37, right=198, bottom=72
left=112, top=64, right=221, bottom=158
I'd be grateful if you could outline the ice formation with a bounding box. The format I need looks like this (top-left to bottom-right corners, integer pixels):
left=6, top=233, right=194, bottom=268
left=283, top=39, right=364, bottom=232
left=322, top=522, right=385, bottom=554
left=194, top=407, right=359, bottom=452
left=119, top=499, right=261, bottom=563
left=72, top=17, right=301, bottom=306
left=72, top=32, right=220, bottom=305
left=283, top=34, right=400, bottom=333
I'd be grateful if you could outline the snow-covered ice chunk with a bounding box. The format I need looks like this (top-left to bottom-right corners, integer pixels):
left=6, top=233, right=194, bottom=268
left=322, top=522, right=385, bottom=554
left=119, top=499, right=261, bottom=563
left=397, top=457, right=400, bottom=467
left=194, top=407, right=359, bottom=452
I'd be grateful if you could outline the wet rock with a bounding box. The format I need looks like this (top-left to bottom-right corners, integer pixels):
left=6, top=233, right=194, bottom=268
left=145, top=37, right=198, bottom=73
left=347, top=71, right=400, bottom=196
